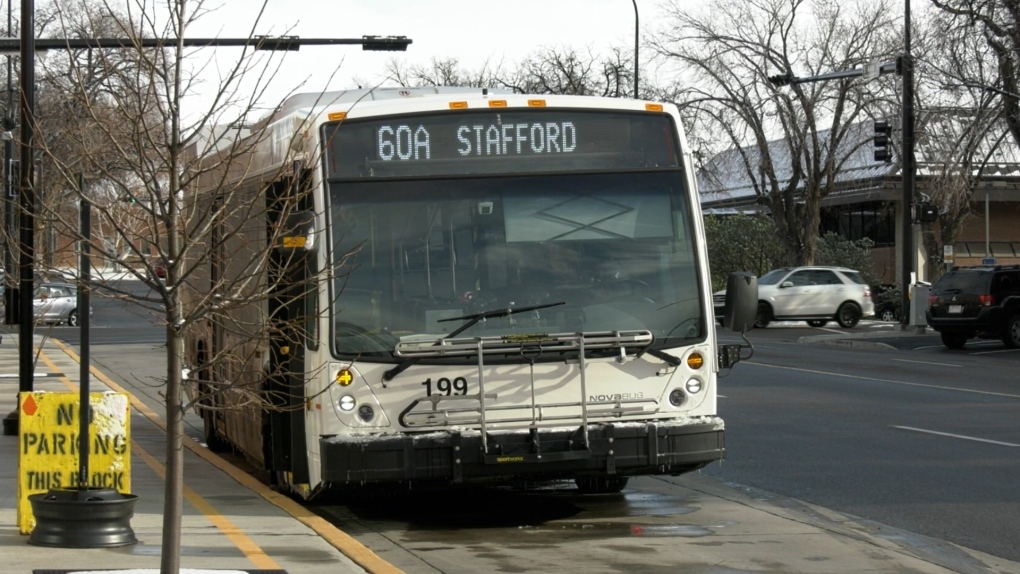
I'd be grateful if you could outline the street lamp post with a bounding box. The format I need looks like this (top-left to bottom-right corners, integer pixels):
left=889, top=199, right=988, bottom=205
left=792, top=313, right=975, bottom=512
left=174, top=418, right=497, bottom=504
left=632, top=0, right=639, bottom=98
left=900, top=0, right=916, bottom=329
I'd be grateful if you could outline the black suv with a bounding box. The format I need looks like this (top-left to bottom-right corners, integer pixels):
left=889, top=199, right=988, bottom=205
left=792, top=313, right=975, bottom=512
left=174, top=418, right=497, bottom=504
left=926, top=265, right=1020, bottom=349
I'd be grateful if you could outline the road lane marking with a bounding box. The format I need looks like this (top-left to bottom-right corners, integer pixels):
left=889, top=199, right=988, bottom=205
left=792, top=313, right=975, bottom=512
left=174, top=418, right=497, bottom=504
left=892, top=358, right=961, bottom=367
left=745, top=361, right=1020, bottom=399
left=971, top=348, right=1020, bottom=355
left=892, top=426, right=1020, bottom=447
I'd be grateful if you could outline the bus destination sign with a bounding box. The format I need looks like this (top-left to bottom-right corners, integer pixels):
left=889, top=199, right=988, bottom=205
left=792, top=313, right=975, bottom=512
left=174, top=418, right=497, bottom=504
left=323, top=110, right=679, bottom=178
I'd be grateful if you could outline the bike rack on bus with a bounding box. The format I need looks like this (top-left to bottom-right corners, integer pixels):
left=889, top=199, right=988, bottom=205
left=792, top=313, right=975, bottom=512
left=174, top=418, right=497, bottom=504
left=394, top=330, right=656, bottom=463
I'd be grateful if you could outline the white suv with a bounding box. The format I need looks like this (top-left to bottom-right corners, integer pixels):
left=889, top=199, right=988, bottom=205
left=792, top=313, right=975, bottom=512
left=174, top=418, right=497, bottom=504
left=754, top=266, right=874, bottom=328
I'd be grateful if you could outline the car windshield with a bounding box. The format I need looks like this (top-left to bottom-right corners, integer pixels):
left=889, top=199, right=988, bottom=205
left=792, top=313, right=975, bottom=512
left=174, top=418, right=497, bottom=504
left=328, top=171, right=705, bottom=359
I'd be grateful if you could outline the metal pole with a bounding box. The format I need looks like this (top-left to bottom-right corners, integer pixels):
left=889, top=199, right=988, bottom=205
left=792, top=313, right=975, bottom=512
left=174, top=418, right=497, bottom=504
left=985, top=191, right=990, bottom=257
left=78, top=173, right=91, bottom=487
left=899, top=0, right=914, bottom=328
left=18, top=0, right=36, bottom=400
left=3, top=0, right=13, bottom=312
left=632, top=0, right=639, bottom=98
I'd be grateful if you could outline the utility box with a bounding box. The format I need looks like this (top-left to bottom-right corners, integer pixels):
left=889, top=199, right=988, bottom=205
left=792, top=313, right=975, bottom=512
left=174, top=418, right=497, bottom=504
left=909, top=283, right=930, bottom=327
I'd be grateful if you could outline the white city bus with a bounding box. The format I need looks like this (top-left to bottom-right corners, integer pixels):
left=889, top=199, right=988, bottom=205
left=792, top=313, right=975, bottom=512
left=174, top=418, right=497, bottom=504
left=184, top=87, right=752, bottom=498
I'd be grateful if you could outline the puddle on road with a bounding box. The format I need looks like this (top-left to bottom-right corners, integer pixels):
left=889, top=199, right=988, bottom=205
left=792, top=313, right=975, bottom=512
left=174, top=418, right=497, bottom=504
left=518, top=522, right=714, bottom=539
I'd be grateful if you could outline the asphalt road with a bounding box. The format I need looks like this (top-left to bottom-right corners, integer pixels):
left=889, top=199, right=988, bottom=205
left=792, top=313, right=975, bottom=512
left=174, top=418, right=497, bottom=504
left=713, top=321, right=1020, bottom=563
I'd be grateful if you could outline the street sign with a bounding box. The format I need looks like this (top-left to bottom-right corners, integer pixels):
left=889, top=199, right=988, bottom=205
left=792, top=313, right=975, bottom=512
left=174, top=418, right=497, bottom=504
left=864, top=60, right=882, bottom=80
left=982, top=257, right=995, bottom=265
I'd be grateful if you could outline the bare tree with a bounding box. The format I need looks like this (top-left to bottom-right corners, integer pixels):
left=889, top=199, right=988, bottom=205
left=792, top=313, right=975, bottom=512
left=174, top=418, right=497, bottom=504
left=916, top=2, right=1011, bottom=277
left=930, top=0, right=1020, bottom=147
left=385, top=46, right=638, bottom=98
left=25, top=2, right=338, bottom=572
left=650, top=0, right=899, bottom=264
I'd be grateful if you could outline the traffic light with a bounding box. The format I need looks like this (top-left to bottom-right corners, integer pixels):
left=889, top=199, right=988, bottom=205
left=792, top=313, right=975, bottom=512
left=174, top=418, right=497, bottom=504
left=874, top=121, right=893, bottom=163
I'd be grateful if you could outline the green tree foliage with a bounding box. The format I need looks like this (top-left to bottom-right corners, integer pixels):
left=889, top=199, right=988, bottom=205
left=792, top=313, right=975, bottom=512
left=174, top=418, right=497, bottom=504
left=705, top=216, right=880, bottom=290
left=704, top=213, right=789, bottom=290
left=814, top=232, right=879, bottom=285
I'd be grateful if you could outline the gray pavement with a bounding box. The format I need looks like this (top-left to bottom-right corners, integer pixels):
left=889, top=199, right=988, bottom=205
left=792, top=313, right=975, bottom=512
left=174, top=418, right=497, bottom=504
left=2, top=329, right=1019, bottom=573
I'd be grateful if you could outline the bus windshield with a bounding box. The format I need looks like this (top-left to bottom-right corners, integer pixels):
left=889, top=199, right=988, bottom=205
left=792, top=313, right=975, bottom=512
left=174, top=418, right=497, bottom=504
left=328, top=171, right=705, bottom=359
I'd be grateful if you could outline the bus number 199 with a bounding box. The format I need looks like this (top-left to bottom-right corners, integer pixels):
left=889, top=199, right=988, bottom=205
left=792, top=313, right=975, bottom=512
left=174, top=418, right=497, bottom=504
left=421, top=377, right=469, bottom=396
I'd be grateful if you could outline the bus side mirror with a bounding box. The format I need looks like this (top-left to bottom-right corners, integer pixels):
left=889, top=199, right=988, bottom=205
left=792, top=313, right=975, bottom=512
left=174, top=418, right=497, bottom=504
left=723, top=272, right=758, bottom=332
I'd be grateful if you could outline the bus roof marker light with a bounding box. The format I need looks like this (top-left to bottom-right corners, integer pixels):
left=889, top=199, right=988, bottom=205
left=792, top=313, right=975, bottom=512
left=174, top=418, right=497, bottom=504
left=449, top=101, right=468, bottom=109
left=645, top=103, right=664, bottom=112
left=488, top=100, right=507, bottom=108
left=328, top=112, right=347, bottom=121
left=528, top=99, right=546, bottom=107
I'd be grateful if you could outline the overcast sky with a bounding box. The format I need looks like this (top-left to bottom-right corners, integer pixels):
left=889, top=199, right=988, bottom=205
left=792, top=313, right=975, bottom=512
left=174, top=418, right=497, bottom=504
left=177, top=0, right=683, bottom=119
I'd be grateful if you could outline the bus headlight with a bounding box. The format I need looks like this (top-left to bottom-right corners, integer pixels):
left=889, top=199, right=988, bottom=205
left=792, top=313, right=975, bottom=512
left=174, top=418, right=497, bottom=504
left=669, top=389, right=686, bottom=406
left=338, top=395, right=356, bottom=411
left=685, top=378, right=703, bottom=394
left=357, top=405, right=375, bottom=422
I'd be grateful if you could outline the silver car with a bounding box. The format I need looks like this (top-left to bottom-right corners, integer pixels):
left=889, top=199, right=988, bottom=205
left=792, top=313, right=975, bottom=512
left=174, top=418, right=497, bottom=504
left=33, top=282, right=91, bottom=326
left=753, top=266, right=875, bottom=328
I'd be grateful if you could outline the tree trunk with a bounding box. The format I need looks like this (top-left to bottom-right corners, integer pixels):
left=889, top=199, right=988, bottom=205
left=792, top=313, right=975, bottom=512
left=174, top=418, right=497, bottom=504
left=160, top=325, right=185, bottom=573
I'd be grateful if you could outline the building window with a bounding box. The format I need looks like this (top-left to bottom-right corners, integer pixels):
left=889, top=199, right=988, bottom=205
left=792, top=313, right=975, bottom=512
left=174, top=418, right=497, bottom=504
left=820, top=202, right=896, bottom=246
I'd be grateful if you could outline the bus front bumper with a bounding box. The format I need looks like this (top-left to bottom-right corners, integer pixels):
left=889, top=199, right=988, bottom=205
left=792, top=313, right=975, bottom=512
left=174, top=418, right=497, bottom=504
left=319, top=417, right=724, bottom=486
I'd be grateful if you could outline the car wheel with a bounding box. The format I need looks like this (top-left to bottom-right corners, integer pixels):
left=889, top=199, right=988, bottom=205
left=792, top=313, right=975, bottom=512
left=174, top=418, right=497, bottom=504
left=836, top=302, right=861, bottom=328
left=807, top=320, right=828, bottom=327
left=1002, top=315, right=1020, bottom=349
left=575, top=476, right=629, bottom=494
left=67, top=309, right=79, bottom=327
left=754, top=302, right=772, bottom=329
left=879, top=307, right=898, bottom=322
left=940, top=331, right=968, bottom=349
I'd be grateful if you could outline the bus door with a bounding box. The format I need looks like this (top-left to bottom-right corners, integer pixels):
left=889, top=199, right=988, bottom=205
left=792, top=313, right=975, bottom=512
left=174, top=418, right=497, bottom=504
left=265, top=169, right=314, bottom=484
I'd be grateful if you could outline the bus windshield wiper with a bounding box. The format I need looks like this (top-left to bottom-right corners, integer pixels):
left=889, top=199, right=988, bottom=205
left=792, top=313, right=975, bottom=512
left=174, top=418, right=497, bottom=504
left=382, top=301, right=566, bottom=382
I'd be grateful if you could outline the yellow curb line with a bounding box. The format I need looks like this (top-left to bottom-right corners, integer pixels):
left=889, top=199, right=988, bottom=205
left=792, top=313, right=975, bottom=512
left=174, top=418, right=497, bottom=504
left=50, top=338, right=403, bottom=574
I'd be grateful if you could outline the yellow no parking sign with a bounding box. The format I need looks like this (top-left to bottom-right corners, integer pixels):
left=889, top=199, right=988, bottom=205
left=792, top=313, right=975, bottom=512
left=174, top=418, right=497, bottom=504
left=17, top=392, right=131, bottom=534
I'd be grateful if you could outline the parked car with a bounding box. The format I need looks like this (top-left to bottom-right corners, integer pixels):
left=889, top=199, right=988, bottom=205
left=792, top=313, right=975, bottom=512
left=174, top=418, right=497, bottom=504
left=872, top=284, right=901, bottom=322
left=751, top=266, right=874, bottom=328
left=926, top=265, right=1020, bottom=349
left=33, top=282, right=92, bottom=326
